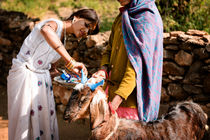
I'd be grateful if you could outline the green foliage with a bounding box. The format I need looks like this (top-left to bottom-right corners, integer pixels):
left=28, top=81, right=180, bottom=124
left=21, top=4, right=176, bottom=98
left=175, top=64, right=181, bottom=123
left=0, top=0, right=52, bottom=17
left=0, top=0, right=119, bottom=32
left=0, top=0, right=209, bottom=33
left=155, top=0, right=210, bottom=33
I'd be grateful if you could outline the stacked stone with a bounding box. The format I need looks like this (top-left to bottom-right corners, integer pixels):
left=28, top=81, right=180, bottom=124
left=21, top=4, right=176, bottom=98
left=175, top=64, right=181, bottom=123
left=161, top=30, right=210, bottom=106
left=0, top=9, right=210, bottom=118
left=0, top=9, right=38, bottom=85
left=62, top=31, right=111, bottom=75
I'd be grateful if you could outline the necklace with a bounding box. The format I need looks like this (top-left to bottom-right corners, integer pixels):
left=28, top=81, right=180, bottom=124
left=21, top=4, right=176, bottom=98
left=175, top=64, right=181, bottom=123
left=64, top=21, right=67, bottom=47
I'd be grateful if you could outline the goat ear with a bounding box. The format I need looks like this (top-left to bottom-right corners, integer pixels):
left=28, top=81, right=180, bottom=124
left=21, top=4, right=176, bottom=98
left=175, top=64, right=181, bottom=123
left=90, top=94, right=108, bottom=129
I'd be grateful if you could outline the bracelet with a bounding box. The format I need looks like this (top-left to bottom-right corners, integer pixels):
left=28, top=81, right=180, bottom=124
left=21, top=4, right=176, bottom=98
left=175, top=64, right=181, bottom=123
left=65, top=57, right=76, bottom=72
left=99, top=69, right=108, bottom=79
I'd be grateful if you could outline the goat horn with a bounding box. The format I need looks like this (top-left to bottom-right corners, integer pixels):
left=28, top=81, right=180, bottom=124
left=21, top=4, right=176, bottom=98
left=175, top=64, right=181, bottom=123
left=81, top=69, right=88, bottom=84
left=87, top=79, right=104, bottom=91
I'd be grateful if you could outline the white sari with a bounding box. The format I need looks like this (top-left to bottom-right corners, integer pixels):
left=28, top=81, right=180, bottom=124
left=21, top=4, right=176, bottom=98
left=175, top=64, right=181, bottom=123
left=7, top=18, right=63, bottom=140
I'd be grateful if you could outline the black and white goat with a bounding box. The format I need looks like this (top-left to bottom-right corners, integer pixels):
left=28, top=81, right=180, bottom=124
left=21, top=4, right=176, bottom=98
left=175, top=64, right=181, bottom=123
left=64, top=73, right=208, bottom=140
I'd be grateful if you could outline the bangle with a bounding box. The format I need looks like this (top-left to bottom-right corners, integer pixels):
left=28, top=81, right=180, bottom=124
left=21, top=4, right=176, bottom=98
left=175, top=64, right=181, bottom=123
left=65, top=57, right=76, bottom=72
left=99, top=69, right=108, bottom=79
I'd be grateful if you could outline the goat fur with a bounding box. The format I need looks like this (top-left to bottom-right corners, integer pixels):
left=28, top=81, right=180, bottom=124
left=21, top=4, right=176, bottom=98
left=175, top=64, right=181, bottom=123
left=64, top=85, right=208, bottom=140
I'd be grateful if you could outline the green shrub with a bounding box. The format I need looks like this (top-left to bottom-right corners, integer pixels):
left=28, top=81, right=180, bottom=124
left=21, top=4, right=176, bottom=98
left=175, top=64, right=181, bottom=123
left=0, top=0, right=209, bottom=33
left=155, top=0, right=210, bottom=33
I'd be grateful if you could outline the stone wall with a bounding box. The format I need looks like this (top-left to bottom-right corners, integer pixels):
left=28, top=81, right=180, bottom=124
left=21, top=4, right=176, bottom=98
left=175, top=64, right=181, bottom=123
left=53, top=30, right=210, bottom=118
left=0, top=9, right=210, bottom=118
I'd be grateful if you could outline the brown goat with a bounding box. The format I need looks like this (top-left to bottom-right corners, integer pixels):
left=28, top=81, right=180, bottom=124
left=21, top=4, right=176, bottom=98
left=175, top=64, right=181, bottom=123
left=64, top=84, right=208, bottom=140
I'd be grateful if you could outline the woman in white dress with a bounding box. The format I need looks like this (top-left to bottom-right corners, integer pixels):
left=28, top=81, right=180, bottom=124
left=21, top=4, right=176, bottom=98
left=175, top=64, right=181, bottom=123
left=7, top=9, right=99, bottom=140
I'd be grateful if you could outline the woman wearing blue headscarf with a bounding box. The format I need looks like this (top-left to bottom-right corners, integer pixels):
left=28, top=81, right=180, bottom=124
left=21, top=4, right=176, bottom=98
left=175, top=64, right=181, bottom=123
left=93, top=0, right=163, bottom=122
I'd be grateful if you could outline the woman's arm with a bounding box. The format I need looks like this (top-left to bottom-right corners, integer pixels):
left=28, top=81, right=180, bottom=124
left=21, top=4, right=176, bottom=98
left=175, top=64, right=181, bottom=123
left=111, top=60, right=136, bottom=110
left=40, top=21, right=71, bottom=63
left=40, top=21, right=87, bottom=75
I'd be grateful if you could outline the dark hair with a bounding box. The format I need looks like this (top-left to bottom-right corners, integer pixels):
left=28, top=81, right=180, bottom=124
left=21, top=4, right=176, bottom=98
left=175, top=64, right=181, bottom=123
left=67, top=9, right=100, bottom=35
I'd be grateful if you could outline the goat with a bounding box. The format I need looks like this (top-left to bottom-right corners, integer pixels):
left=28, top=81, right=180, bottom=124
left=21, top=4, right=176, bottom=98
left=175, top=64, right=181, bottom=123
left=63, top=75, right=208, bottom=140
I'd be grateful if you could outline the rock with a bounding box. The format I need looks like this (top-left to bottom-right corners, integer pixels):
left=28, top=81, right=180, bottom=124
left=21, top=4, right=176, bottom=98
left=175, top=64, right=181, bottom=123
left=179, top=42, right=193, bottom=51
left=68, top=41, right=79, bottom=50
left=85, top=59, right=101, bottom=68
left=165, top=45, right=179, bottom=50
left=203, top=74, right=210, bottom=94
left=206, top=43, right=210, bottom=52
left=183, top=61, right=203, bottom=84
left=0, top=37, right=11, bottom=46
left=168, top=75, right=183, bottom=81
left=202, top=35, right=210, bottom=43
left=206, top=103, right=210, bottom=108
left=163, top=49, right=175, bottom=60
left=193, top=95, right=210, bottom=102
left=20, top=20, right=34, bottom=31
left=163, top=33, right=170, bottom=39
left=170, top=31, right=185, bottom=37
left=175, top=50, right=193, bottom=66
left=164, top=36, right=179, bottom=45
left=86, top=36, right=96, bottom=48
left=205, top=59, right=210, bottom=64
left=167, top=83, right=188, bottom=100
left=161, top=87, right=170, bottom=103
left=162, top=76, right=172, bottom=85
left=177, top=34, right=193, bottom=42
left=72, top=50, right=80, bottom=61
left=86, top=32, right=110, bottom=48
left=159, top=104, right=170, bottom=117
left=193, top=48, right=209, bottom=60
left=183, top=84, right=203, bottom=95
left=163, top=61, right=185, bottom=76
left=186, top=29, right=208, bottom=36
left=0, top=52, right=2, bottom=61
left=186, top=36, right=205, bottom=46
left=201, top=65, right=210, bottom=73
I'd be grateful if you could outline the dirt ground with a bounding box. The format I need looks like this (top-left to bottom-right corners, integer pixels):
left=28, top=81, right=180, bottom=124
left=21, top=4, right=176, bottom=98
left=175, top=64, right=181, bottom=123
left=0, top=85, right=8, bottom=140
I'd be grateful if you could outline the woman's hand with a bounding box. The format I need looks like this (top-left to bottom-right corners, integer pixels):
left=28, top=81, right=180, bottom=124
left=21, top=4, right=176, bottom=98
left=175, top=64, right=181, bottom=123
left=110, top=95, right=123, bottom=111
left=71, top=62, right=88, bottom=76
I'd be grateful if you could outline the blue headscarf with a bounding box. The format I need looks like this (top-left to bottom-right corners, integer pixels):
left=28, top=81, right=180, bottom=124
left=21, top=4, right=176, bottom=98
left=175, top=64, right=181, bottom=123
left=121, top=0, right=163, bottom=122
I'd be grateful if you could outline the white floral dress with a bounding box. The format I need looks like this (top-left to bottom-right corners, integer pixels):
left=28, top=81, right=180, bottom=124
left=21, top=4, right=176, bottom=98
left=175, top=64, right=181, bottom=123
left=7, top=18, right=63, bottom=140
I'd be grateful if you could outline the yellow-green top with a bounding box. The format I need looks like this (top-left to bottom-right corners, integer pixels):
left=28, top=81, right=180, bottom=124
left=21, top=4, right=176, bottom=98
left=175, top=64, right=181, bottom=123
left=101, top=13, right=137, bottom=108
